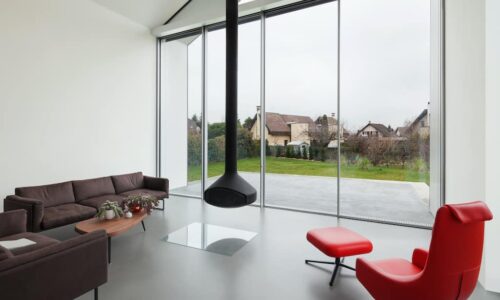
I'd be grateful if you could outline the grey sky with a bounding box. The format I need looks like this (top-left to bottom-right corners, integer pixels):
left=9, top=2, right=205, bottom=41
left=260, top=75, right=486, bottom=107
left=185, top=0, right=430, bottom=132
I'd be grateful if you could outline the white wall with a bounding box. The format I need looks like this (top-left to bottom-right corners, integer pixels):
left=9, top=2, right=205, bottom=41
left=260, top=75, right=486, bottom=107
left=484, top=0, right=500, bottom=293
left=445, top=0, right=485, bottom=205
left=429, top=0, right=444, bottom=216
left=160, top=40, right=188, bottom=190
left=445, top=0, right=500, bottom=293
left=0, top=0, right=157, bottom=211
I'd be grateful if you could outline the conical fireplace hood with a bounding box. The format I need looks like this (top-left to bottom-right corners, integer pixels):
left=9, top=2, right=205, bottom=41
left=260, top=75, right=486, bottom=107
left=204, top=0, right=257, bottom=208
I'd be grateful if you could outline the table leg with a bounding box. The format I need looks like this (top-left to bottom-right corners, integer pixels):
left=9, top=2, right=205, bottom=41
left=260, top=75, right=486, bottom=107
left=141, top=220, right=146, bottom=232
left=108, top=236, right=111, bottom=264
left=153, top=198, right=165, bottom=211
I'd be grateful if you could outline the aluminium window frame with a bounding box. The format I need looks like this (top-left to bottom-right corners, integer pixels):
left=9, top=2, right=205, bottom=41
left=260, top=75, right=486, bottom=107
left=156, top=0, right=445, bottom=230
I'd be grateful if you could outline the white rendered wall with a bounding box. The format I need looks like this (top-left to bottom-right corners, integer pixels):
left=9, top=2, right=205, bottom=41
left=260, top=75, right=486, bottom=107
left=484, top=0, right=500, bottom=293
left=0, top=0, right=156, bottom=211
left=445, top=0, right=500, bottom=293
left=444, top=0, right=485, bottom=205
left=429, top=0, right=444, bottom=216
left=160, top=40, right=188, bottom=190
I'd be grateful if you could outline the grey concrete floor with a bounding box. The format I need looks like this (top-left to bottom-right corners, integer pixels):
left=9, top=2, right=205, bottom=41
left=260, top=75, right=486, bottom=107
left=39, top=196, right=498, bottom=300
left=172, top=172, right=435, bottom=226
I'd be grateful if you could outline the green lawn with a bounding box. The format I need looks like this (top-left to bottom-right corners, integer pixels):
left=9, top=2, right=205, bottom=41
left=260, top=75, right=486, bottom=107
left=188, top=157, right=429, bottom=184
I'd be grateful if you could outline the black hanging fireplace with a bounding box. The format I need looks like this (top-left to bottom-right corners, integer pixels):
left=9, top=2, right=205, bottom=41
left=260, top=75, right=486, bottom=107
left=203, top=0, right=257, bottom=208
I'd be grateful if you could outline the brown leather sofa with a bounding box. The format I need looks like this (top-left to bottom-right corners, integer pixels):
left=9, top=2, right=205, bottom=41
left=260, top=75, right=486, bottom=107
left=0, top=210, right=107, bottom=300
left=4, top=172, right=169, bottom=232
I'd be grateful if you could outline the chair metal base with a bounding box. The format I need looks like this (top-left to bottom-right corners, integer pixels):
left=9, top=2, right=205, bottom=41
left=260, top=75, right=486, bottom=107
left=305, top=258, right=356, bottom=286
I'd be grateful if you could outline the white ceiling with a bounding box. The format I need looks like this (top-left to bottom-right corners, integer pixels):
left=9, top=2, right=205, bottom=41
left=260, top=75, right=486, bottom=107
left=91, top=0, right=188, bottom=29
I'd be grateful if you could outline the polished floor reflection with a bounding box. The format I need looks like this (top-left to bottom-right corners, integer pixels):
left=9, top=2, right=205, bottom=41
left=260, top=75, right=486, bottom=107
left=163, top=222, right=257, bottom=256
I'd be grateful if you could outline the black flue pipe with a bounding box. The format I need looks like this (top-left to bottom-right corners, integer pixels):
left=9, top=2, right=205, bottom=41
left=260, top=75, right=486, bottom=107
left=225, top=0, right=238, bottom=174
left=204, top=0, right=257, bottom=208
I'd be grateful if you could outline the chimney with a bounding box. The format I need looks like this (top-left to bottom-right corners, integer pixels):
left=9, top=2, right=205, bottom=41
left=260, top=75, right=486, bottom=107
left=203, top=0, right=257, bottom=208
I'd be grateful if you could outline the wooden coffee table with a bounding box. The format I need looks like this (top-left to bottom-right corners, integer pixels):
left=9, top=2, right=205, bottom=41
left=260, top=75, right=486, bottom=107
left=75, top=211, right=147, bottom=263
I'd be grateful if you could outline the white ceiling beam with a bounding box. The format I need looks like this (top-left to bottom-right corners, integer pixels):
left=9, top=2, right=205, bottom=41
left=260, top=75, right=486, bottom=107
left=152, top=0, right=302, bottom=37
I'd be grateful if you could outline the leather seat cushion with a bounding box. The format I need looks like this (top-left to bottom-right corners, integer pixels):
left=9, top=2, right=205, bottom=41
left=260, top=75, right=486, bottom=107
left=42, top=204, right=96, bottom=230
left=307, top=227, right=373, bottom=258
left=368, top=258, right=422, bottom=276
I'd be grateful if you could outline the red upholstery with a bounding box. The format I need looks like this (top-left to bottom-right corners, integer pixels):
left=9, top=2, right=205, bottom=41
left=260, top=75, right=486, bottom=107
left=447, top=201, right=493, bottom=224
left=356, top=201, right=493, bottom=300
left=307, top=227, right=373, bottom=257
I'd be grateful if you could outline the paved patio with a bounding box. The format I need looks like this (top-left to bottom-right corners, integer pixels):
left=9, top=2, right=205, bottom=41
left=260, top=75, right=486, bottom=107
left=171, top=172, right=434, bottom=226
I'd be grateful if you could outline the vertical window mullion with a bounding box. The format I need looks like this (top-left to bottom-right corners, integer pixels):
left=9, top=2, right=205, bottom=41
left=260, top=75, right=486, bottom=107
left=202, top=27, right=208, bottom=200
left=260, top=13, right=266, bottom=208
left=337, top=0, right=341, bottom=217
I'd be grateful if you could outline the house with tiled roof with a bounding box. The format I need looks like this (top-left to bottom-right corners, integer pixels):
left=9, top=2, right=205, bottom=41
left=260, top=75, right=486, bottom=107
left=407, top=109, right=430, bottom=137
left=356, top=122, right=395, bottom=138
left=395, top=126, right=409, bottom=137
left=250, top=107, right=315, bottom=146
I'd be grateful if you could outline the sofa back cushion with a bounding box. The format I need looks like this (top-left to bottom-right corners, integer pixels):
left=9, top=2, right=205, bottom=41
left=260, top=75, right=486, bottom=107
left=111, top=172, right=144, bottom=194
left=72, top=177, right=116, bottom=201
left=15, top=182, right=75, bottom=207
left=0, top=245, right=13, bottom=262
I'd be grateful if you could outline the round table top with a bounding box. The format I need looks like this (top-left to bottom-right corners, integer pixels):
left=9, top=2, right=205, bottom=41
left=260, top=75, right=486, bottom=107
left=75, top=211, right=147, bottom=237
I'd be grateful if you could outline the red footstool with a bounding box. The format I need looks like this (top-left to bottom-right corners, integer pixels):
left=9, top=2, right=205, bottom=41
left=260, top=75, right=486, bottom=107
left=306, top=227, right=373, bottom=286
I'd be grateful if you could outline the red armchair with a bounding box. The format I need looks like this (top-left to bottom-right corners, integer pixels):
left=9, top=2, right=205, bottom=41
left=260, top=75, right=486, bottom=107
left=356, top=201, right=493, bottom=300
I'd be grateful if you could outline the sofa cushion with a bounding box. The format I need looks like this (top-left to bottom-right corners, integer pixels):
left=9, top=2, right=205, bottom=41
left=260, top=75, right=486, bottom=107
left=111, top=172, right=144, bottom=194
left=79, top=195, right=125, bottom=209
left=0, top=245, right=13, bottom=261
left=0, top=232, right=59, bottom=256
left=42, top=204, right=96, bottom=230
left=120, top=189, right=168, bottom=200
left=72, top=177, right=116, bottom=201
left=15, top=181, right=75, bottom=208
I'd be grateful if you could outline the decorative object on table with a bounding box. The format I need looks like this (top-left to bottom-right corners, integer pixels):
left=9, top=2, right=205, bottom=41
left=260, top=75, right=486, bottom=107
left=123, top=194, right=159, bottom=215
left=96, top=200, right=124, bottom=220
left=125, top=211, right=133, bottom=219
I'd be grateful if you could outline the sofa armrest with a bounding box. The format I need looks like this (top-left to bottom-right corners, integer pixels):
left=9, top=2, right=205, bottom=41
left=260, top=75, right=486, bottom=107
left=0, top=230, right=108, bottom=300
left=144, top=176, right=169, bottom=195
left=411, top=248, right=428, bottom=270
left=4, top=195, right=44, bottom=232
left=0, top=210, right=27, bottom=238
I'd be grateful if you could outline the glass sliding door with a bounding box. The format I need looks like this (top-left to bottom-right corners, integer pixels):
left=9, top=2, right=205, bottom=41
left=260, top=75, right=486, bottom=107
left=205, top=20, right=262, bottom=205
left=205, top=28, right=226, bottom=189
left=157, top=0, right=439, bottom=228
left=264, top=2, right=338, bottom=213
left=160, top=32, right=203, bottom=197
left=339, top=0, right=433, bottom=226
